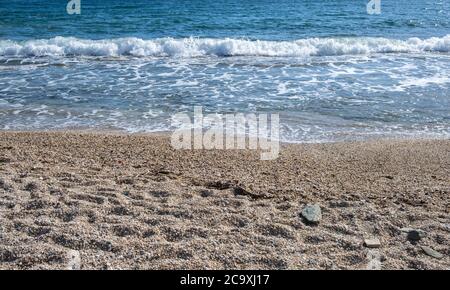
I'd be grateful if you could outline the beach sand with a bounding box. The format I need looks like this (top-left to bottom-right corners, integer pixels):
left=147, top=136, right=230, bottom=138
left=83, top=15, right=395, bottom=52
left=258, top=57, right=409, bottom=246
left=0, top=131, right=448, bottom=269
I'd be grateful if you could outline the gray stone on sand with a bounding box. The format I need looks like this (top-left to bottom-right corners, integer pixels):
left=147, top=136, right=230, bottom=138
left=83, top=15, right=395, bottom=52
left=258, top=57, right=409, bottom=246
left=408, top=230, right=426, bottom=242
left=401, top=228, right=426, bottom=241
left=421, top=246, right=444, bottom=259
left=364, top=238, right=381, bottom=248
left=301, top=204, right=322, bottom=224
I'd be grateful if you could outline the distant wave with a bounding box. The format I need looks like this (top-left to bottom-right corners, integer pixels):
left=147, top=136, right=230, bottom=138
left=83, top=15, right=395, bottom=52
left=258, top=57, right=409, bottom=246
left=1, top=35, right=449, bottom=58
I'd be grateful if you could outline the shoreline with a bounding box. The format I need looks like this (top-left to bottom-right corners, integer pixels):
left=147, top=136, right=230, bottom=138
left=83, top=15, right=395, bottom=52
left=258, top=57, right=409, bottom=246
left=0, top=131, right=449, bottom=269
left=1, top=128, right=449, bottom=145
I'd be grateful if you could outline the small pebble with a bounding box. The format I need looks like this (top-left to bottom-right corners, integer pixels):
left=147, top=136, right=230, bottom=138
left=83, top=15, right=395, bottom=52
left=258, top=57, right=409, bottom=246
left=364, top=238, right=381, bottom=248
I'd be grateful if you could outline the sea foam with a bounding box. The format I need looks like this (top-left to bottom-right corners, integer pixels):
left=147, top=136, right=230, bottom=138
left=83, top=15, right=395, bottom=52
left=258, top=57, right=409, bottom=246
left=0, top=35, right=449, bottom=58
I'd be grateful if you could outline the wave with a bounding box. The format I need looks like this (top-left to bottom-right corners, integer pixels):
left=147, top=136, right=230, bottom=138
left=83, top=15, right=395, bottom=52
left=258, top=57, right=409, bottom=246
left=0, top=35, right=449, bottom=58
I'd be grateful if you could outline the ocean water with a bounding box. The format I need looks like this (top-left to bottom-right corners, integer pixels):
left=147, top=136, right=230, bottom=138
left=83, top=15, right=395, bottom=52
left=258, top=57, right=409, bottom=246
left=0, top=0, right=449, bottom=142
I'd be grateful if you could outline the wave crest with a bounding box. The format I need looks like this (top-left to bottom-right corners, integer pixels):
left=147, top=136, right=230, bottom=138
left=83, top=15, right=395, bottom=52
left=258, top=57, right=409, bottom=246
left=1, top=35, right=449, bottom=58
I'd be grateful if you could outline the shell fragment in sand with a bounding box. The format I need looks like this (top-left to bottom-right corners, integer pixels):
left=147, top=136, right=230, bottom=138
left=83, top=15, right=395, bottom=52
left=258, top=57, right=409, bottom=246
left=421, top=246, right=444, bottom=259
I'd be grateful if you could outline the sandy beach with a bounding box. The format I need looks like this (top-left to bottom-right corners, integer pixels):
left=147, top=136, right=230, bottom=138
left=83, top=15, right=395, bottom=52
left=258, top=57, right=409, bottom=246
left=0, top=131, right=448, bottom=269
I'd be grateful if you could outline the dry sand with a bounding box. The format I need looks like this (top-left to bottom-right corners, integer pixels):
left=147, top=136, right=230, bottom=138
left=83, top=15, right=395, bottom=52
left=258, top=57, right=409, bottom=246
left=0, top=131, right=449, bottom=269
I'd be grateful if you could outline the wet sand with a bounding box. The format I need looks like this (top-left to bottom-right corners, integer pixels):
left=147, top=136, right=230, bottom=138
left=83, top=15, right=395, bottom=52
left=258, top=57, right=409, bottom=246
left=0, top=131, right=449, bottom=269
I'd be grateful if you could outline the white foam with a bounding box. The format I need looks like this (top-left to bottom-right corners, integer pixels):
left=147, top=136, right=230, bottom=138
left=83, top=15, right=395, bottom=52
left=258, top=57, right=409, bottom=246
left=1, top=35, right=449, bottom=59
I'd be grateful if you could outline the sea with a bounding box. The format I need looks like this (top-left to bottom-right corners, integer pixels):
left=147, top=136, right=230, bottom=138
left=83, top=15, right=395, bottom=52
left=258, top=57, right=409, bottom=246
left=0, top=0, right=449, bottom=142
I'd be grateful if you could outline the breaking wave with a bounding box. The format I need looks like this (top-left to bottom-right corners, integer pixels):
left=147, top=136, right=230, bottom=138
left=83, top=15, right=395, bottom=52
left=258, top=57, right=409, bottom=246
left=1, top=35, right=450, bottom=58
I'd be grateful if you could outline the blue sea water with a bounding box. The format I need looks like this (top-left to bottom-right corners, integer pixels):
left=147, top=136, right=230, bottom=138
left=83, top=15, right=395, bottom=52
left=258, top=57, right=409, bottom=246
left=0, top=0, right=449, bottom=141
